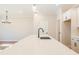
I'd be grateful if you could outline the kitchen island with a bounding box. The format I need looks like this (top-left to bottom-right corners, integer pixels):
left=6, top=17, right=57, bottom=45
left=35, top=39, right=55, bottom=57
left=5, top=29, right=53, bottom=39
left=0, top=35, right=77, bottom=55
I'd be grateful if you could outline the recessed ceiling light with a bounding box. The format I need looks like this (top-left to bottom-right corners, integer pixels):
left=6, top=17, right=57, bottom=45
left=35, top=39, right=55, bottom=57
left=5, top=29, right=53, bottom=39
left=1, top=9, right=12, bottom=24
left=56, top=4, right=60, bottom=6
left=33, top=4, right=36, bottom=6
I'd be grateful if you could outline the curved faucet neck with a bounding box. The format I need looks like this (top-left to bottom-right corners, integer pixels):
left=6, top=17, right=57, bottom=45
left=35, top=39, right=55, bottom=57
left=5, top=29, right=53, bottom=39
left=38, top=28, right=44, bottom=38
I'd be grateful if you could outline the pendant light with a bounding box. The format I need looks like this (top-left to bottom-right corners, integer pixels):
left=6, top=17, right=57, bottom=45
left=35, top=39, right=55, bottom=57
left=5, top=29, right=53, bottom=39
left=1, top=9, right=11, bottom=24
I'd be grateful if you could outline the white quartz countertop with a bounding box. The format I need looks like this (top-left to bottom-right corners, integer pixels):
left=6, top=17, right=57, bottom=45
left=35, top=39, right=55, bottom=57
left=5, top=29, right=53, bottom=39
left=0, top=35, right=77, bottom=55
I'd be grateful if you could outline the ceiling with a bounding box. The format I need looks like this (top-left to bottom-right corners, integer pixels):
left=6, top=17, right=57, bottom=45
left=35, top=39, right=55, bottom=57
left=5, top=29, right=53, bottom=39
left=60, top=4, right=76, bottom=12
left=0, top=4, right=58, bottom=19
left=0, top=4, right=33, bottom=19
left=0, top=4, right=76, bottom=19
left=35, top=4, right=76, bottom=17
left=36, top=4, right=57, bottom=16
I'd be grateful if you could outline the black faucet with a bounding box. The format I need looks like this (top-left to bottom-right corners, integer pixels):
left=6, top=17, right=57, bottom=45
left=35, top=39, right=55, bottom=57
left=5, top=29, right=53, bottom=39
left=38, top=28, right=44, bottom=38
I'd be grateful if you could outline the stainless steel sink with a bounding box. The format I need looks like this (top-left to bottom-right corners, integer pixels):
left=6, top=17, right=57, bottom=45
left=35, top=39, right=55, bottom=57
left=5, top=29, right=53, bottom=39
left=38, top=28, right=51, bottom=40
left=40, top=37, right=51, bottom=39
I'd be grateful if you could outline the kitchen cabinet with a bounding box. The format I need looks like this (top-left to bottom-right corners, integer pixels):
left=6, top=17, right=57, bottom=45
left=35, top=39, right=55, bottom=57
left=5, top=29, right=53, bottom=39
left=63, top=9, right=72, bottom=21
left=71, top=36, right=79, bottom=53
left=76, top=7, right=79, bottom=27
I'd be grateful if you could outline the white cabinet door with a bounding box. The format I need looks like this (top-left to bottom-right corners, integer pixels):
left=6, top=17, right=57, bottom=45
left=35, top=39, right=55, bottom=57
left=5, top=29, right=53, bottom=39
left=76, top=7, right=79, bottom=27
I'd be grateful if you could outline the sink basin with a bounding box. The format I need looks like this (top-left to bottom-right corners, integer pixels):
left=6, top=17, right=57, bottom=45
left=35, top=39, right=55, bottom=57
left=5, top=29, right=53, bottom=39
left=40, top=37, right=51, bottom=39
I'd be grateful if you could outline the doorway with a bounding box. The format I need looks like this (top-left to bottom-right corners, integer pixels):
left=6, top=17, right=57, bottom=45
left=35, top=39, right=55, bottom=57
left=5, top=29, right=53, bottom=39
left=62, top=20, right=71, bottom=48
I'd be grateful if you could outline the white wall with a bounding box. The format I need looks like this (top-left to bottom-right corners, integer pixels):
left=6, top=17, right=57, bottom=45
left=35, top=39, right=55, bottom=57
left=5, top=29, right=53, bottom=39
left=33, top=13, right=48, bottom=35
left=0, top=5, right=33, bottom=41
left=0, top=18, right=33, bottom=41
left=48, top=16, right=57, bottom=38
